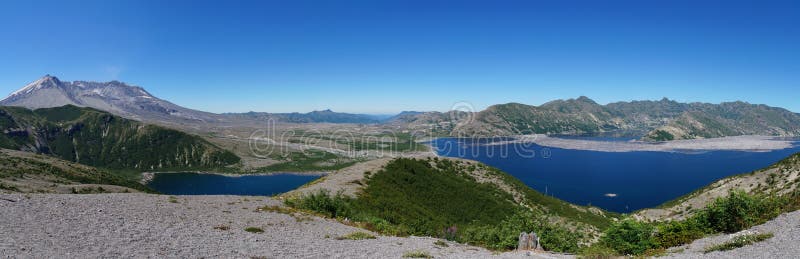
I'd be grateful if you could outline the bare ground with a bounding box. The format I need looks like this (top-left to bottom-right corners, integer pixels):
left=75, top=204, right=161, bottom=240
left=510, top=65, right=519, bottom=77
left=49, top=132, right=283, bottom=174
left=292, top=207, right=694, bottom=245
left=0, top=193, right=563, bottom=259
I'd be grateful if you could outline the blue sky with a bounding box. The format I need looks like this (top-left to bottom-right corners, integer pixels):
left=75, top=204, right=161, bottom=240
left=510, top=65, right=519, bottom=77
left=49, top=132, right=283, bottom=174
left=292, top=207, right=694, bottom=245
left=1, top=0, right=798, bottom=114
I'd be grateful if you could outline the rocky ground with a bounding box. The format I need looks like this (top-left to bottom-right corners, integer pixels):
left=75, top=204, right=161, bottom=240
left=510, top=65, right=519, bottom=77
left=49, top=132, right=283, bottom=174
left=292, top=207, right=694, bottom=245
left=2, top=193, right=798, bottom=258
left=0, top=193, right=562, bottom=259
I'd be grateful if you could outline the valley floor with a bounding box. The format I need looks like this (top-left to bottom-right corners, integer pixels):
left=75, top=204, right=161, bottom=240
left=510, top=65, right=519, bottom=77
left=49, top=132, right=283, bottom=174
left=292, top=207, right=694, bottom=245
left=0, top=194, right=562, bottom=259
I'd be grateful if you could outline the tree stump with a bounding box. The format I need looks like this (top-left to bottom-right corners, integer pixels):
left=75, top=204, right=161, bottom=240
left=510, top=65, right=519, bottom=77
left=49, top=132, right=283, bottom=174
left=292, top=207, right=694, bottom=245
left=517, top=232, right=530, bottom=250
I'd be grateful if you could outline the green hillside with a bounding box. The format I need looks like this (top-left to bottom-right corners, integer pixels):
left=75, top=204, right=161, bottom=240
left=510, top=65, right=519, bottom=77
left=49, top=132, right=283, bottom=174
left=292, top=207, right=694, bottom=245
left=0, top=148, right=151, bottom=193
left=287, top=157, right=617, bottom=252
left=0, top=105, right=239, bottom=171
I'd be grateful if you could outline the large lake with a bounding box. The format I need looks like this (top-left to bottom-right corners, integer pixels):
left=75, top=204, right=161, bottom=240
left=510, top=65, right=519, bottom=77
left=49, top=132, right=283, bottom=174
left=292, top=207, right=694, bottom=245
left=432, top=137, right=800, bottom=213
left=146, top=173, right=320, bottom=196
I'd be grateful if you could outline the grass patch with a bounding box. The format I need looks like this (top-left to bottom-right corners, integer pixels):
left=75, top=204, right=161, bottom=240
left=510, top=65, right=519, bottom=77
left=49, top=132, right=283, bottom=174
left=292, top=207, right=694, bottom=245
left=402, top=250, right=432, bottom=258
left=336, top=232, right=376, bottom=240
left=704, top=233, right=773, bottom=253
left=259, top=150, right=357, bottom=172
left=434, top=240, right=449, bottom=247
left=255, top=205, right=295, bottom=214
left=168, top=196, right=179, bottom=203
left=244, top=227, right=264, bottom=233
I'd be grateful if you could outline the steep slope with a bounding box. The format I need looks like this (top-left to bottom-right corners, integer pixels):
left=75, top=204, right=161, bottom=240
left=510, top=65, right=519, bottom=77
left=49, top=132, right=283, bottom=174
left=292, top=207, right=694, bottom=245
left=0, top=149, right=150, bottom=193
left=287, top=157, right=617, bottom=252
left=452, top=97, right=621, bottom=136
left=637, top=152, right=800, bottom=221
left=1, top=75, right=224, bottom=124
left=644, top=102, right=800, bottom=141
left=0, top=105, right=239, bottom=171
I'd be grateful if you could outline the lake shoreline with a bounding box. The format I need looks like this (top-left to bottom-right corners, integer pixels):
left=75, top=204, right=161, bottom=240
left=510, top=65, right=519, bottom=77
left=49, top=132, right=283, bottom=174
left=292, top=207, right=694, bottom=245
left=140, top=170, right=329, bottom=184
left=480, top=135, right=798, bottom=153
left=430, top=136, right=800, bottom=212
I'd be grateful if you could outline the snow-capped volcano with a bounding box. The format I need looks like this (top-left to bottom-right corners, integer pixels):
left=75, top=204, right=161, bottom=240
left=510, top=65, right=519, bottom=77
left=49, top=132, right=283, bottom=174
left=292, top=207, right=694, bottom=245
left=1, top=75, right=221, bottom=123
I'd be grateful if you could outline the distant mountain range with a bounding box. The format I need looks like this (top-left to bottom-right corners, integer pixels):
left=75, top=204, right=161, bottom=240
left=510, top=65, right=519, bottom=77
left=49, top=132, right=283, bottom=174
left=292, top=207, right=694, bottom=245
left=445, top=97, right=800, bottom=140
left=224, top=109, right=394, bottom=124
left=0, top=75, right=400, bottom=125
left=3, top=76, right=800, bottom=140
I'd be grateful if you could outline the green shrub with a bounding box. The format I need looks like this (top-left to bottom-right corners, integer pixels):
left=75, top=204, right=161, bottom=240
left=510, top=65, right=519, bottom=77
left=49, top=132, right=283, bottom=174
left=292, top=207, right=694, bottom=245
left=698, top=191, right=782, bottom=233
left=703, top=233, right=773, bottom=253
left=336, top=232, right=376, bottom=240
left=285, top=190, right=353, bottom=218
left=459, top=210, right=580, bottom=252
left=600, top=219, right=658, bottom=255
left=595, top=190, right=794, bottom=256
left=244, top=227, right=264, bottom=233
left=654, top=218, right=708, bottom=248
left=402, top=250, right=432, bottom=258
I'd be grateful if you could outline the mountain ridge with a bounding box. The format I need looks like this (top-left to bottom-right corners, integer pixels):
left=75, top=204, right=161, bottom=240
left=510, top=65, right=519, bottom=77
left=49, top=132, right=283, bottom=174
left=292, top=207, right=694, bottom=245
left=1, top=75, right=224, bottom=125
left=0, top=105, right=240, bottom=171
left=4, top=76, right=800, bottom=140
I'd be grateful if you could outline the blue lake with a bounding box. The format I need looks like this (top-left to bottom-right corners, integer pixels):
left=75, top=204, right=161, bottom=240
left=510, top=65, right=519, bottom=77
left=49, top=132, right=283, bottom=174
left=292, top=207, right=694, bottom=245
left=432, top=138, right=800, bottom=213
left=146, top=172, right=321, bottom=196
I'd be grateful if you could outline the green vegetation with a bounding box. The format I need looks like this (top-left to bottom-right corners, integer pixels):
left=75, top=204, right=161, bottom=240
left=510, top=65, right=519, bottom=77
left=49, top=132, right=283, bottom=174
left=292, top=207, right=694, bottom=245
left=648, top=130, right=675, bottom=141
left=701, top=191, right=785, bottom=233
left=244, top=227, right=264, bottom=233
left=402, top=250, right=432, bottom=258
left=260, top=150, right=356, bottom=172
left=433, top=240, right=448, bottom=247
left=587, top=190, right=799, bottom=256
left=288, top=131, right=428, bottom=153
left=70, top=186, right=108, bottom=194
left=478, top=163, right=617, bottom=229
left=286, top=158, right=610, bottom=253
left=0, top=105, right=240, bottom=172
left=0, top=150, right=151, bottom=192
left=599, top=220, right=658, bottom=255
left=703, top=233, right=773, bottom=253
left=336, top=232, right=376, bottom=240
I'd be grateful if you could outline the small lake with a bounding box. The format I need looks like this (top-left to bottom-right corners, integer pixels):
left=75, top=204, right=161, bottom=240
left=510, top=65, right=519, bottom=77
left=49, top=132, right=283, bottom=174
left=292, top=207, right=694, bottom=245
left=432, top=137, right=800, bottom=213
left=146, top=173, right=321, bottom=196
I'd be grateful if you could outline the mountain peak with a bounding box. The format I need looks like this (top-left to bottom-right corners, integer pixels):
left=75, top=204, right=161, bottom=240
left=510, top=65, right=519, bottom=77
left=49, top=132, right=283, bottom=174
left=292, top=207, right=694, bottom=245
left=8, top=75, right=63, bottom=97
left=575, top=96, right=596, bottom=103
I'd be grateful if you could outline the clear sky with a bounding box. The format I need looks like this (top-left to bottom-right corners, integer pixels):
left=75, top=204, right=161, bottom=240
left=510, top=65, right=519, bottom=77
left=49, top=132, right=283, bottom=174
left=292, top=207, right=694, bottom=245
left=1, top=0, right=798, bottom=114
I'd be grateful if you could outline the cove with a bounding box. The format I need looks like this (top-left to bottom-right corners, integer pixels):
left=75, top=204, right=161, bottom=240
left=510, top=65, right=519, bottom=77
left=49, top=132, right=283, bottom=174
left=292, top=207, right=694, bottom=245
left=146, top=172, right=321, bottom=196
left=431, top=137, right=800, bottom=213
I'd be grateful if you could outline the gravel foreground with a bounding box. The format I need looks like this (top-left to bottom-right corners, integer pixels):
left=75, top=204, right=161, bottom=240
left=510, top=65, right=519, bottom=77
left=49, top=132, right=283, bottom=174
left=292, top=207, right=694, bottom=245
left=3, top=193, right=797, bottom=258
left=0, top=194, right=563, bottom=259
